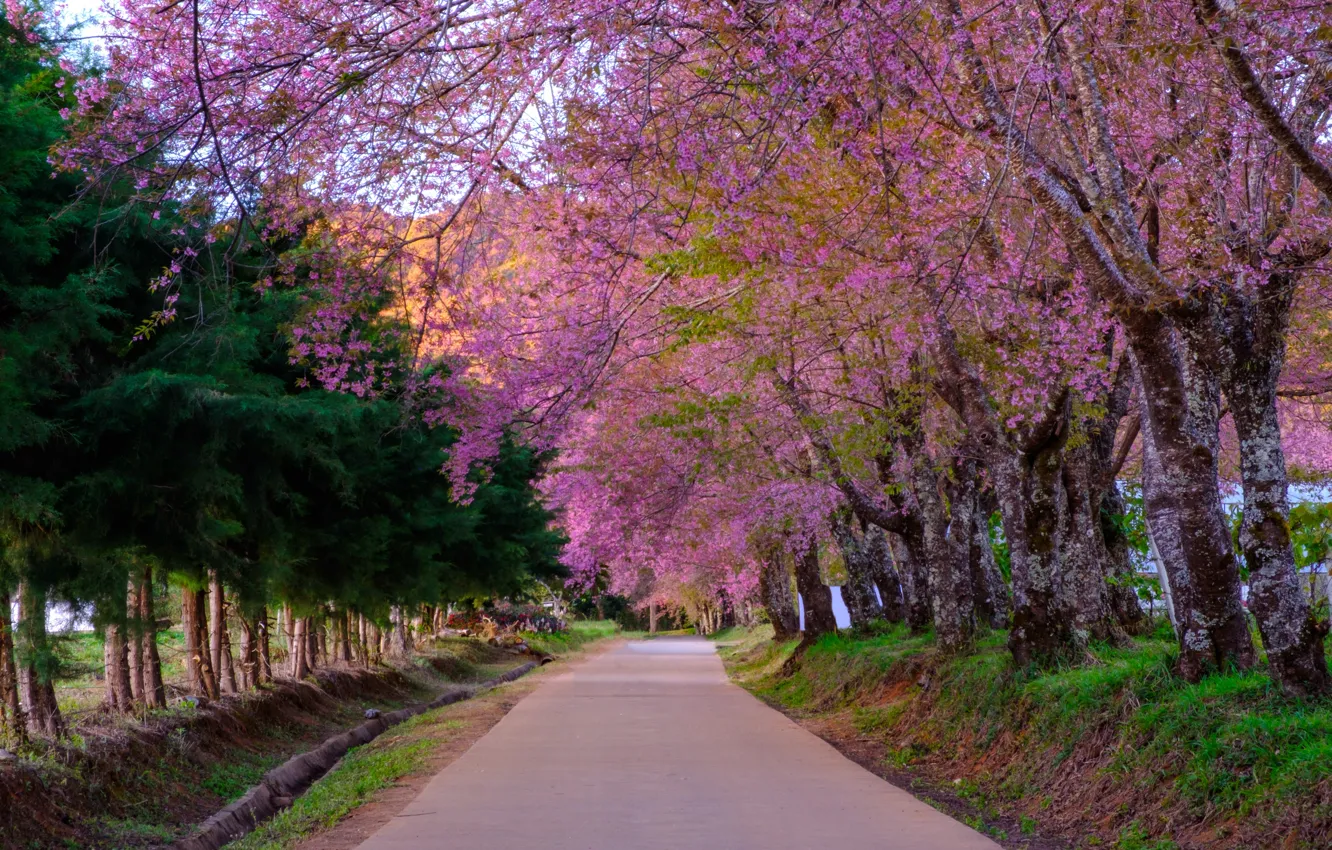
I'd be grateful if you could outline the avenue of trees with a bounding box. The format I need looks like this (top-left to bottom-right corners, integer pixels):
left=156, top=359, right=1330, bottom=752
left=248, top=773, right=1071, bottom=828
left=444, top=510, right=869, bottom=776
left=0, top=15, right=565, bottom=746
left=4, top=0, right=1332, bottom=739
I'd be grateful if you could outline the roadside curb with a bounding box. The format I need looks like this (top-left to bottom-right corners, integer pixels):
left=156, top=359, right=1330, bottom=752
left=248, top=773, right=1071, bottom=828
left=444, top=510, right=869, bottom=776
left=174, top=660, right=543, bottom=850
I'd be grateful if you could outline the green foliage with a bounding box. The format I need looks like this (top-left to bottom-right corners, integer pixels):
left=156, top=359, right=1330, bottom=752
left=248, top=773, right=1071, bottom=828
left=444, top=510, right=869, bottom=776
left=0, top=18, right=567, bottom=692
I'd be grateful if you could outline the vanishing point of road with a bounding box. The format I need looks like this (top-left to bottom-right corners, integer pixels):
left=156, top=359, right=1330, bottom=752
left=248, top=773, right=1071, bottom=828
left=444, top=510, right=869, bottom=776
left=356, top=637, right=1000, bottom=849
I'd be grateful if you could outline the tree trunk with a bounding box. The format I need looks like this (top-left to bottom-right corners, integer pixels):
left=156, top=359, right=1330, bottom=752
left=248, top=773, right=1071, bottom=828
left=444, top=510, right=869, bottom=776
left=1061, top=447, right=1127, bottom=645
left=257, top=607, right=271, bottom=683
left=104, top=622, right=133, bottom=711
left=16, top=582, right=63, bottom=737
left=794, top=539, right=837, bottom=640
left=891, top=530, right=932, bottom=633
left=649, top=601, right=659, bottom=635
left=1211, top=282, right=1330, bottom=695
left=931, top=459, right=977, bottom=651
left=1132, top=325, right=1255, bottom=682
left=0, top=589, right=26, bottom=747
left=969, top=500, right=1009, bottom=629
left=863, top=523, right=906, bottom=624
left=126, top=579, right=145, bottom=704
left=989, top=442, right=1076, bottom=667
left=367, top=620, right=382, bottom=665
left=312, top=616, right=324, bottom=668
left=1228, top=371, right=1330, bottom=694
left=830, top=513, right=884, bottom=628
left=757, top=546, right=800, bottom=640
left=388, top=607, right=410, bottom=657
left=182, top=587, right=204, bottom=696
left=140, top=565, right=165, bottom=708
left=210, top=576, right=237, bottom=695
left=1100, top=484, right=1149, bottom=634
left=290, top=617, right=309, bottom=679
left=307, top=617, right=320, bottom=671
left=238, top=617, right=255, bottom=690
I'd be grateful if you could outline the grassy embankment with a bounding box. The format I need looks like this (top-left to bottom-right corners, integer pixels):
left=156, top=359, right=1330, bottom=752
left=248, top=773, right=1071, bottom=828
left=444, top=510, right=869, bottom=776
left=713, top=622, right=1332, bottom=850
left=0, top=620, right=621, bottom=849
left=229, top=619, right=620, bottom=850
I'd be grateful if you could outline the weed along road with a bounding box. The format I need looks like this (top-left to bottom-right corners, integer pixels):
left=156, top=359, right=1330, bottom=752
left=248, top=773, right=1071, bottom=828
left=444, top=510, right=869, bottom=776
left=354, top=638, right=999, bottom=850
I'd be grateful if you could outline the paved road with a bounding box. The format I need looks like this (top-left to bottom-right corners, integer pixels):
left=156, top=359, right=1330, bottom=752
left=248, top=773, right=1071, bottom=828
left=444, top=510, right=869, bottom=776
left=356, top=638, right=1000, bottom=849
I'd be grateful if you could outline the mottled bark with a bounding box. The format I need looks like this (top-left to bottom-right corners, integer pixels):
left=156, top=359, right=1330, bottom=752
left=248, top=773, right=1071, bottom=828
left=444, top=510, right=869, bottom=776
left=892, top=529, right=932, bottom=633
left=1062, top=446, right=1128, bottom=644
left=969, top=494, right=1009, bottom=629
left=989, top=443, right=1075, bottom=667
left=922, top=454, right=972, bottom=652
left=1133, top=332, right=1256, bottom=682
left=1088, top=359, right=1148, bottom=635
left=863, top=523, right=905, bottom=623
left=757, top=546, right=800, bottom=640
left=1100, top=485, right=1149, bottom=634
left=1214, top=281, right=1330, bottom=695
left=830, top=513, right=884, bottom=628
left=930, top=311, right=1074, bottom=665
left=794, top=539, right=837, bottom=640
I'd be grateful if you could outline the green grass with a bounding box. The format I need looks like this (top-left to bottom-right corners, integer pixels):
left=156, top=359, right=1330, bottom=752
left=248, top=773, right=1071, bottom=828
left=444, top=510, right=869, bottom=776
left=201, top=752, right=286, bottom=802
left=230, top=711, right=464, bottom=850
left=523, top=619, right=620, bottom=655
left=719, top=622, right=1332, bottom=846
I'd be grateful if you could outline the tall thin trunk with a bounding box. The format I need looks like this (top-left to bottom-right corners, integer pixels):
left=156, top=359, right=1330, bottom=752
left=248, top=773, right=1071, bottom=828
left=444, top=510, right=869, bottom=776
left=182, top=587, right=204, bottom=696
left=210, top=576, right=237, bottom=694
left=794, top=539, right=837, bottom=640
left=238, top=617, right=255, bottom=691
left=208, top=576, right=223, bottom=685
left=140, top=565, right=165, bottom=708
left=16, top=582, right=63, bottom=737
left=104, top=622, right=133, bottom=711
left=367, top=620, right=381, bottom=665
left=316, top=615, right=327, bottom=666
left=0, top=589, right=26, bottom=747
left=126, top=579, right=145, bottom=704
left=306, top=617, right=320, bottom=671
left=290, top=617, right=309, bottom=679
left=257, top=606, right=271, bottom=683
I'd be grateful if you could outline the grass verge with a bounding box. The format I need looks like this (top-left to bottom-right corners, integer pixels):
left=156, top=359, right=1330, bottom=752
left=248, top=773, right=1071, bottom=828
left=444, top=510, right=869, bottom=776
left=716, top=622, right=1332, bottom=849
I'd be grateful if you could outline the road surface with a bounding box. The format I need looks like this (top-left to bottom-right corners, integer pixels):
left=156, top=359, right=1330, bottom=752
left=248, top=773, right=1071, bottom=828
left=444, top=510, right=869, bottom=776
left=356, top=637, right=1000, bottom=849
